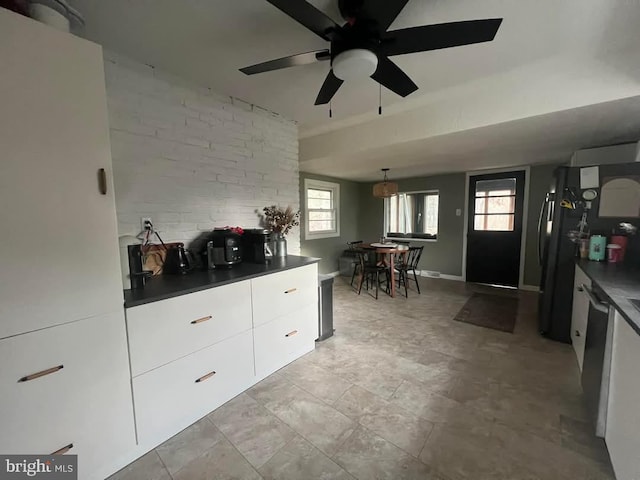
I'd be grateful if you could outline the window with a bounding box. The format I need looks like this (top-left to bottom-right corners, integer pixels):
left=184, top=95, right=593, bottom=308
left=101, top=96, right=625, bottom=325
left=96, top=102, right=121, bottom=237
left=384, top=191, right=439, bottom=240
left=304, top=178, right=340, bottom=239
left=473, top=178, right=516, bottom=231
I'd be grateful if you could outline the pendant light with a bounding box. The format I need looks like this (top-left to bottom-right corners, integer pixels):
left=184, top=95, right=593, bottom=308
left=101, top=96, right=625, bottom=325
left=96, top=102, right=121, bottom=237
left=373, top=168, right=398, bottom=198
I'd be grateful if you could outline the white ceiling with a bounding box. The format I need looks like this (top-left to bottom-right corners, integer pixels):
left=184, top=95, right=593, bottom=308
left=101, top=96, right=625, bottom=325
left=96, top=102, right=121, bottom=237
left=69, top=0, right=640, bottom=180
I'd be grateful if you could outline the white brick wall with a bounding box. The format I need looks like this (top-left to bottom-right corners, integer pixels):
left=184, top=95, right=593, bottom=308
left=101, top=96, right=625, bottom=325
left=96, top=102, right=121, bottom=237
left=104, top=51, right=300, bottom=257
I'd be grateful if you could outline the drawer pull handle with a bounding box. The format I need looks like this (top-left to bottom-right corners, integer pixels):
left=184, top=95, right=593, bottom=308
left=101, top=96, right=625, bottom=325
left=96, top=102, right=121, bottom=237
left=191, top=316, right=212, bottom=325
left=284, top=288, right=297, bottom=294
left=51, top=443, right=73, bottom=455
left=575, top=330, right=580, bottom=337
left=195, top=371, right=216, bottom=383
left=285, top=330, right=298, bottom=337
left=18, top=365, right=64, bottom=383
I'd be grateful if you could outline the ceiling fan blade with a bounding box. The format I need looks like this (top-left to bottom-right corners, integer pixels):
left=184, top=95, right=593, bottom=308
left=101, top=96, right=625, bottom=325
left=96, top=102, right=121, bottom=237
left=266, top=0, right=341, bottom=41
left=371, top=56, right=418, bottom=98
left=381, top=19, right=503, bottom=57
left=240, top=50, right=330, bottom=75
left=315, top=70, right=344, bottom=105
left=360, top=0, right=409, bottom=33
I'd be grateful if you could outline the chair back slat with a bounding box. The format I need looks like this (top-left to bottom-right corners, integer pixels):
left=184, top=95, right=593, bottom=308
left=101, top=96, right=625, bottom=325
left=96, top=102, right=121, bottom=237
left=407, top=246, right=423, bottom=269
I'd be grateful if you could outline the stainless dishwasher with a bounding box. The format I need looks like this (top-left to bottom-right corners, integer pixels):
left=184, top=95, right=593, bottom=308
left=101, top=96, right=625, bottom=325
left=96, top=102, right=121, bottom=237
left=580, top=283, right=614, bottom=438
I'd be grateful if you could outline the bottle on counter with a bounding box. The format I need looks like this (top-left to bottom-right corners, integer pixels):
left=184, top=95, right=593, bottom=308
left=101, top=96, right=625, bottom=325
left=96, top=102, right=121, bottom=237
left=589, top=235, right=607, bottom=262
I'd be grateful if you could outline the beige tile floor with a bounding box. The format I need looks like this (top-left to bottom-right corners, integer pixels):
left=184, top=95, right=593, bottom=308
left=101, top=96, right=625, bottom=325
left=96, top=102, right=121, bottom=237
left=110, top=277, right=615, bottom=480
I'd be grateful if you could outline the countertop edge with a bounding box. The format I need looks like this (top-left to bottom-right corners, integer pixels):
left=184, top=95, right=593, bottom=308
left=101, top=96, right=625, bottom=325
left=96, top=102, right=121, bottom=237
left=575, top=259, right=640, bottom=336
left=123, top=255, right=321, bottom=308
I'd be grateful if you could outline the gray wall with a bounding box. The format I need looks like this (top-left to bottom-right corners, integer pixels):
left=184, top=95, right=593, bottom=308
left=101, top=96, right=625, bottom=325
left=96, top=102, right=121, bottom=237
left=358, top=173, right=467, bottom=277
left=299, top=172, right=360, bottom=274
left=357, top=167, right=559, bottom=284
left=302, top=164, right=559, bottom=285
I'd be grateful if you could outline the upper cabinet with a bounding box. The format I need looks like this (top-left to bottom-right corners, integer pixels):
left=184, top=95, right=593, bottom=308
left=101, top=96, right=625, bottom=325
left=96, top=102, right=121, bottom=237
left=0, top=9, right=124, bottom=339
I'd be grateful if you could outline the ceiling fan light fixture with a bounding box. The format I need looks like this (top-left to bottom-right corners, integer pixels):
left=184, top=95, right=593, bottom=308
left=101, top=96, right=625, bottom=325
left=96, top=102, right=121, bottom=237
left=373, top=168, right=398, bottom=198
left=332, top=49, right=378, bottom=81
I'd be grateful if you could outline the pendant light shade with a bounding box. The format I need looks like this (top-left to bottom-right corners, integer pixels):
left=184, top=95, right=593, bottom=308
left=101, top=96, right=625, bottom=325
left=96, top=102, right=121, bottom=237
left=373, top=168, right=398, bottom=198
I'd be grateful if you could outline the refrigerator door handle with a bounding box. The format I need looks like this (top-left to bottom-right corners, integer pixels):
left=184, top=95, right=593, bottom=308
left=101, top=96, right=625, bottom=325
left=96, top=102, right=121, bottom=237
left=537, top=193, right=550, bottom=266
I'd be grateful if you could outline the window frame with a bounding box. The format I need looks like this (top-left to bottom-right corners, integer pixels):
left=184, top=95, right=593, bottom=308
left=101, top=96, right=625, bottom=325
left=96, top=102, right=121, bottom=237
left=383, top=189, right=440, bottom=242
left=304, top=178, right=340, bottom=240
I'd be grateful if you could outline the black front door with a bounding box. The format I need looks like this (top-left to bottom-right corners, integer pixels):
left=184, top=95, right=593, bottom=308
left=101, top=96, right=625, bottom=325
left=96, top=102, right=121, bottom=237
left=466, top=170, right=526, bottom=287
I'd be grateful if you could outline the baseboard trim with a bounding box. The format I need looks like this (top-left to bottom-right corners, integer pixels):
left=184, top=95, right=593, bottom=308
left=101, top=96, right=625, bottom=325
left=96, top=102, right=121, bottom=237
left=325, top=270, right=341, bottom=278
left=519, top=284, right=540, bottom=292
left=418, top=270, right=464, bottom=281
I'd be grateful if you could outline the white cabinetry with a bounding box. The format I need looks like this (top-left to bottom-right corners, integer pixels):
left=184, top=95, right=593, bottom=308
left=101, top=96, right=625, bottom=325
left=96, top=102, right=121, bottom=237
left=252, top=264, right=319, bottom=380
left=0, top=8, right=135, bottom=480
left=126, top=281, right=252, bottom=376
left=0, top=313, right=136, bottom=480
left=605, top=310, right=640, bottom=480
left=126, top=263, right=319, bottom=450
left=134, top=330, right=255, bottom=446
left=252, top=264, right=318, bottom=327
left=0, top=9, right=124, bottom=340
left=571, top=265, right=591, bottom=371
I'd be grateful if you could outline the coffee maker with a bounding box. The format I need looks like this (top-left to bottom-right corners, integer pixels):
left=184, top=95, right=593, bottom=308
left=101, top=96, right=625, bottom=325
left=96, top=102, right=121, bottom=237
left=242, top=229, right=274, bottom=264
left=206, top=229, right=242, bottom=268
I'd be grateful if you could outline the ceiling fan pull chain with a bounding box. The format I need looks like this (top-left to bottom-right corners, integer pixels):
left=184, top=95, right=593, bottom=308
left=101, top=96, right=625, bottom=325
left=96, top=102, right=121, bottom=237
left=329, top=101, right=332, bottom=119
left=378, top=84, right=382, bottom=115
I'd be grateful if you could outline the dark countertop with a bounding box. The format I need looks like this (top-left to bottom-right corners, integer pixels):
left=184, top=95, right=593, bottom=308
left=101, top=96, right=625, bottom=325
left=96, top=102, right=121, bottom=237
left=123, top=255, right=320, bottom=308
left=576, top=259, right=640, bottom=335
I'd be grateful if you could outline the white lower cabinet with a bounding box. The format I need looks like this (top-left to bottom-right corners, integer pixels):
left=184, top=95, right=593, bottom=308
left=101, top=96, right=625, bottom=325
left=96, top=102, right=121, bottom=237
left=605, top=310, right=640, bottom=480
left=0, top=312, right=136, bottom=480
left=571, top=265, right=591, bottom=371
left=254, top=304, right=318, bottom=381
left=133, top=329, right=255, bottom=446
left=125, top=263, right=319, bottom=473
left=126, top=280, right=252, bottom=377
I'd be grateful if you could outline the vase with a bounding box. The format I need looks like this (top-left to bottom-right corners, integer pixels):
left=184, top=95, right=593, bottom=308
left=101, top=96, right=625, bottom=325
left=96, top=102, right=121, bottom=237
left=275, top=234, right=287, bottom=258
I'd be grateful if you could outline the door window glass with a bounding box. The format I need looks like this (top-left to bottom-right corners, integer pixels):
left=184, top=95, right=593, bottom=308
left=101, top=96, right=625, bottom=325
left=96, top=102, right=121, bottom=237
left=474, top=178, right=516, bottom=231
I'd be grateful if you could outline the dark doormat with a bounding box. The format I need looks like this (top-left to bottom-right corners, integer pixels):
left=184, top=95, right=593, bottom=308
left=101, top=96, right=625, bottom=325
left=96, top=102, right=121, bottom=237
left=454, top=293, right=519, bottom=333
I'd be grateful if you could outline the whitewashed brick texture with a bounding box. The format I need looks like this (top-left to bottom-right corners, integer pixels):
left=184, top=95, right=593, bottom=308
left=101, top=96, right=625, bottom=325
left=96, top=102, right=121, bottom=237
left=104, top=51, right=300, bottom=257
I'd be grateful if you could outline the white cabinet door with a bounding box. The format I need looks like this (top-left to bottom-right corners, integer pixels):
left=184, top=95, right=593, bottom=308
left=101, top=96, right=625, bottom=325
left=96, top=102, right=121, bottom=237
left=127, top=281, right=252, bottom=376
left=606, top=311, right=640, bottom=480
left=0, top=10, right=123, bottom=339
left=571, top=265, right=591, bottom=371
left=133, top=330, right=255, bottom=447
left=252, top=264, right=318, bottom=327
left=254, top=304, right=318, bottom=381
left=0, top=312, right=136, bottom=480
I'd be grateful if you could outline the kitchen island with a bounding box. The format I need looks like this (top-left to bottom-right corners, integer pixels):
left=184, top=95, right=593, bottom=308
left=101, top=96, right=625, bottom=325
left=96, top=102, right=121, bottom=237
left=574, top=259, right=640, bottom=480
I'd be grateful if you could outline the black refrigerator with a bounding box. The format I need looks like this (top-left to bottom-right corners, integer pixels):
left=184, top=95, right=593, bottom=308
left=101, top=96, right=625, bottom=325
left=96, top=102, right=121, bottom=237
left=538, top=163, right=640, bottom=342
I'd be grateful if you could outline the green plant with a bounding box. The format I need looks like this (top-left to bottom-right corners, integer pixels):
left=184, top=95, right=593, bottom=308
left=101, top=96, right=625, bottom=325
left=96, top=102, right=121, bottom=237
left=262, top=205, right=300, bottom=236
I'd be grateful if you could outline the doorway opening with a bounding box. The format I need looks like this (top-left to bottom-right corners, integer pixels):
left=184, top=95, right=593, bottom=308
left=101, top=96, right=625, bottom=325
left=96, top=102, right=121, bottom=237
left=465, top=170, right=526, bottom=288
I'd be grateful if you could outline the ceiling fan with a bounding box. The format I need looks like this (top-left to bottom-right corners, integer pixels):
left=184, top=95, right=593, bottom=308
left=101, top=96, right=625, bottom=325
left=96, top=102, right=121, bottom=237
left=240, top=0, right=503, bottom=106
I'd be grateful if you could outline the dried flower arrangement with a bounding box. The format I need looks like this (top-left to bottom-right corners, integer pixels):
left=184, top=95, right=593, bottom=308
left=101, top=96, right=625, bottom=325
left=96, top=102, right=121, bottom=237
left=262, top=205, right=300, bottom=236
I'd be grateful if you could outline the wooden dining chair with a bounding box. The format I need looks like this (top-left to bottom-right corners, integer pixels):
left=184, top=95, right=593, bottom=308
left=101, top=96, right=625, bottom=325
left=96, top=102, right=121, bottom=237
left=347, top=240, right=364, bottom=287
left=395, top=246, right=423, bottom=297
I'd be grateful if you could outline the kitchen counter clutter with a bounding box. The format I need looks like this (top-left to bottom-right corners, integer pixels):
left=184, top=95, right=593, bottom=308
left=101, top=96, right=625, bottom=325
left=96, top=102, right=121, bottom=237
left=576, top=259, right=640, bottom=335
left=124, top=255, right=319, bottom=307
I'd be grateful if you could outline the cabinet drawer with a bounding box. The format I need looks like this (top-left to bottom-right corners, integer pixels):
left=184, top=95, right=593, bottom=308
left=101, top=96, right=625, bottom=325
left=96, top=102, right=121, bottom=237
left=127, top=281, right=252, bottom=376
left=254, top=304, right=318, bottom=381
left=252, top=264, right=318, bottom=327
left=133, top=329, right=255, bottom=446
left=0, top=312, right=136, bottom=477
left=571, top=266, right=592, bottom=371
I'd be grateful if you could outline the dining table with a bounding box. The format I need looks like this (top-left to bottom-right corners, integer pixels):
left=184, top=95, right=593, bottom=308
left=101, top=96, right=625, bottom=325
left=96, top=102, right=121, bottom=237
left=362, top=242, right=410, bottom=298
